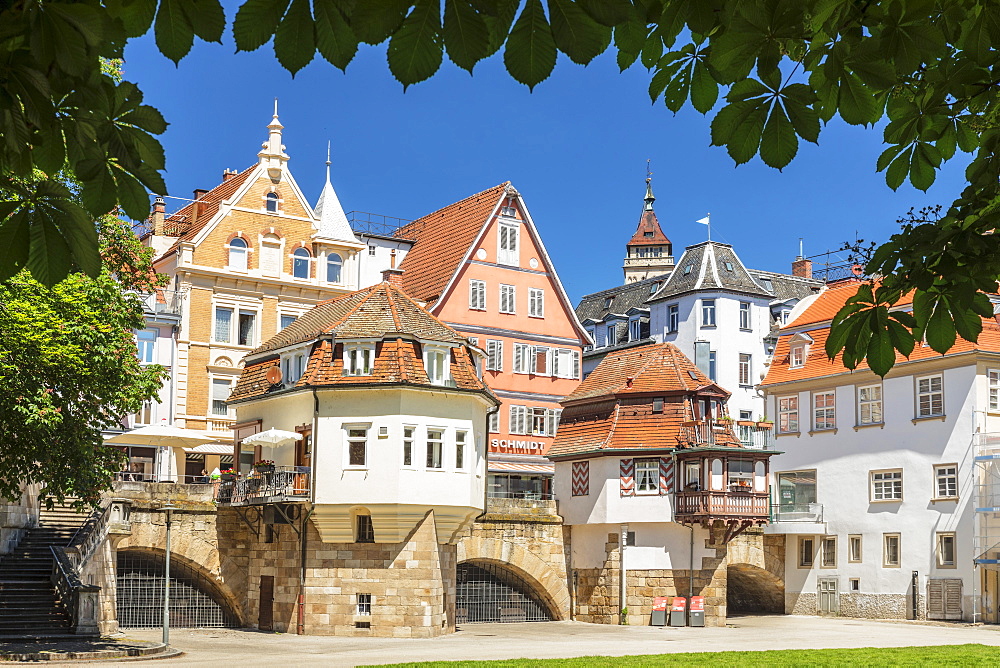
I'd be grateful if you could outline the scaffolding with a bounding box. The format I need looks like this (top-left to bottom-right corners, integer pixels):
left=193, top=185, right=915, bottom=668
left=974, top=432, right=1000, bottom=623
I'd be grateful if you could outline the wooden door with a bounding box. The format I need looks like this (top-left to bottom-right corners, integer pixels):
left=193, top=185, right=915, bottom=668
left=817, top=578, right=839, bottom=615
left=927, top=578, right=963, bottom=620
left=983, top=569, right=999, bottom=623
left=259, top=575, right=274, bottom=630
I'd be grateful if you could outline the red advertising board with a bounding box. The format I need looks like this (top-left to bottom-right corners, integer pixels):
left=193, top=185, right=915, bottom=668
left=690, top=596, right=705, bottom=612
left=652, top=596, right=670, bottom=612
left=670, top=597, right=687, bottom=611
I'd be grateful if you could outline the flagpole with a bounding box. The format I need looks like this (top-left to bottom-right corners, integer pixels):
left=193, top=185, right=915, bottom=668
left=707, top=213, right=711, bottom=242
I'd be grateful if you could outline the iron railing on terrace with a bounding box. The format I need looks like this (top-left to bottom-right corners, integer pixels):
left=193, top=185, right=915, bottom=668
left=737, top=424, right=776, bottom=449
left=770, top=502, right=824, bottom=523
left=347, top=210, right=418, bottom=238
left=214, top=466, right=310, bottom=506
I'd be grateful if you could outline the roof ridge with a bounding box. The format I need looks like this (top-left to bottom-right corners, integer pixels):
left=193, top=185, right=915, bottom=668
left=403, top=182, right=510, bottom=227
left=601, top=404, right=622, bottom=450
left=384, top=284, right=403, bottom=331
left=625, top=343, right=667, bottom=392
left=324, top=284, right=381, bottom=332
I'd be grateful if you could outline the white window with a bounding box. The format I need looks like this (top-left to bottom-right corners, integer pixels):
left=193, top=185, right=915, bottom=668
left=738, top=353, right=751, bottom=386
left=512, top=343, right=531, bottom=374
left=778, top=396, right=798, bottom=433
left=848, top=535, right=862, bottom=563
left=701, top=299, right=716, bottom=326
left=813, top=391, right=835, bottom=431
left=237, top=310, right=256, bottom=347
left=292, top=248, right=310, bottom=279
left=529, top=288, right=544, bottom=317
left=850, top=578, right=860, bottom=592
left=134, top=400, right=155, bottom=426
left=858, top=384, right=883, bottom=425
left=356, top=593, right=372, bottom=615
left=260, top=233, right=281, bottom=275
left=509, top=405, right=527, bottom=435
left=872, top=470, right=902, bottom=501
left=279, top=314, right=296, bottom=331
left=265, top=192, right=279, bottom=213
left=227, top=237, right=248, bottom=270
left=469, top=279, right=486, bottom=310
left=499, top=284, right=516, bottom=314
left=917, top=374, right=944, bottom=417
left=136, top=329, right=156, bottom=364
left=455, top=431, right=466, bottom=470
left=629, top=319, right=642, bottom=341
left=883, top=533, right=900, bottom=567
left=211, top=378, right=232, bottom=417
left=666, top=304, right=679, bottom=333
left=739, top=301, right=751, bottom=330
left=368, top=244, right=376, bottom=256
left=347, top=427, right=367, bottom=467
left=821, top=536, right=837, bottom=568
left=214, top=307, right=233, bottom=343
left=486, top=340, right=503, bottom=371
left=488, top=410, right=500, bottom=433
left=937, top=532, right=956, bottom=567
left=326, top=252, right=343, bottom=283
left=426, top=429, right=443, bottom=468
left=798, top=537, right=814, bottom=567
left=498, top=222, right=519, bottom=266
left=553, top=348, right=580, bottom=379
left=531, top=346, right=551, bottom=376
left=282, top=351, right=307, bottom=384
left=344, top=344, right=374, bottom=376
left=403, top=426, right=414, bottom=466
left=547, top=408, right=561, bottom=436
left=708, top=350, right=717, bottom=382
left=530, top=407, right=548, bottom=436
left=635, top=458, right=659, bottom=494
left=606, top=323, right=618, bottom=346
left=423, top=347, right=449, bottom=386
left=935, top=464, right=958, bottom=499
left=990, top=369, right=1000, bottom=411
left=789, top=344, right=805, bottom=368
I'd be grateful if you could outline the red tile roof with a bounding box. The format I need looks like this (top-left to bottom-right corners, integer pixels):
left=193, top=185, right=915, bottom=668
left=627, top=209, right=671, bottom=247
left=395, top=183, right=510, bottom=306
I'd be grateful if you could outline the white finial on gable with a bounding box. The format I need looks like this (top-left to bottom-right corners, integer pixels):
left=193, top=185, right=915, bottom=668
left=258, top=98, right=289, bottom=181
left=314, top=139, right=358, bottom=244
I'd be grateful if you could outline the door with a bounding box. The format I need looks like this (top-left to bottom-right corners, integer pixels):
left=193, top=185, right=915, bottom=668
left=983, top=568, right=999, bottom=624
left=928, top=578, right=963, bottom=620
left=817, top=578, right=839, bottom=615
left=294, top=427, right=312, bottom=496
left=259, top=575, right=274, bottom=630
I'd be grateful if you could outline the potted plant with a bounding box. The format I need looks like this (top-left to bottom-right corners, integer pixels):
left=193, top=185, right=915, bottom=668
left=221, top=469, right=237, bottom=482
left=254, top=460, right=276, bottom=473
left=756, top=416, right=774, bottom=429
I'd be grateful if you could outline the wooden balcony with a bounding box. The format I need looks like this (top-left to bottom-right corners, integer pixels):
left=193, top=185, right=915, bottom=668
left=675, top=490, right=770, bottom=524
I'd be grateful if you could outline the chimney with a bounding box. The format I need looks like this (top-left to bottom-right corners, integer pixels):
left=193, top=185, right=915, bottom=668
left=382, top=267, right=404, bottom=288
left=152, top=196, right=165, bottom=235
left=791, top=257, right=812, bottom=278
left=390, top=248, right=397, bottom=269
left=221, top=168, right=238, bottom=182
left=191, top=188, right=208, bottom=223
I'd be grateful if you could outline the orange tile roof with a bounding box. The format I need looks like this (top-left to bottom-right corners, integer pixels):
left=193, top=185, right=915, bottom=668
left=764, top=285, right=1000, bottom=385
left=395, top=183, right=510, bottom=305
left=229, top=281, right=497, bottom=404
left=155, top=165, right=256, bottom=258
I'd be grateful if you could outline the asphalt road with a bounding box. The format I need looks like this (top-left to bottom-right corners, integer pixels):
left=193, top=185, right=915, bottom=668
left=73, top=615, right=1000, bottom=667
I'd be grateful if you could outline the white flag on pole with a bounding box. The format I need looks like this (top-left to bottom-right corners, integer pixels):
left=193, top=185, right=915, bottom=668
left=696, top=216, right=710, bottom=225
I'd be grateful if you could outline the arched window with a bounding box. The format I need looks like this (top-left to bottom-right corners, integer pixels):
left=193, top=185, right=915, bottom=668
left=292, top=248, right=310, bottom=279
left=265, top=192, right=279, bottom=213
left=326, top=252, right=342, bottom=283
left=228, top=237, right=248, bottom=271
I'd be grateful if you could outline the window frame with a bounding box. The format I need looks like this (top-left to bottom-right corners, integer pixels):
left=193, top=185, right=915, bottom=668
left=738, top=353, right=752, bottom=386
left=512, top=343, right=531, bottom=374
left=136, top=328, right=157, bottom=364
left=936, top=532, right=957, bottom=568
left=291, top=248, right=311, bottom=279
left=777, top=395, right=799, bottom=434
left=356, top=593, right=372, bottom=615
left=265, top=192, right=279, bottom=213
left=701, top=299, right=716, bottom=327
left=213, top=306, right=233, bottom=344
left=666, top=304, right=679, bottom=333
left=883, top=533, right=901, bottom=567
left=469, top=279, right=486, bottom=311
left=344, top=343, right=375, bottom=377
left=423, top=345, right=451, bottom=386
left=789, top=344, right=805, bottom=368
left=915, top=373, right=945, bottom=418
left=486, top=340, right=503, bottom=372
left=848, top=535, right=862, bottom=563
left=345, top=426, right=369, bottom=469
left=635, top=458, right=660, bottom=495
left=798, top=536, right=815, bottom=568
left=509, top=405, right=527, bottom=435
left=990, top=369, right=1000, bottom=412
left=227, top=237, right=249, bottom=271
left=455, top=430, right=467, bottom=471
left=499, top=284, right=516, bottom=314
left=210, top=377, right=234, bottom=418
left=739, top=301, right=751, bottom=330
left=355, top=514, right=375, bottom=543
left=528, top=288, right=544, bottom=318
left=279, top=313, right=297, bottom=331
left=402, top=426, right=415, bottom=467
left=934, top=463, right=959, bottom=500
left=497, top=221, right=520, bottom=266
left=426, top=428, right=444, bottom=469
left=821, top=536, right=837, bottom=568
left=871, top=469, right=903, bottom=502
left=857, top=384, right=883, bottom=426
left=236, top=309, right=257, bottom=347
left=813, top=390, right=836, bottom=431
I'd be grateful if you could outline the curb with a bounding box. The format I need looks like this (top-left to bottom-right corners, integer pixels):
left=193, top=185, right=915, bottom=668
left=0, top=642, right=174, bottom=662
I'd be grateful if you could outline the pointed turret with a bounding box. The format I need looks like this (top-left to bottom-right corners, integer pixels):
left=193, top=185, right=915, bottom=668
left=623, top=175, right=674, bottom=283
left=314, top=141, right=359, bottom=243
left=258, top=99, right=289, bottom=181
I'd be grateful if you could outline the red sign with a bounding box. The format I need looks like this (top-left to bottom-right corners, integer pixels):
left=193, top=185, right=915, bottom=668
left=652, top=596, right=670, bottom=612
left=670, top=597, right=687, bottom=612
left=690, top=596, right=705, bottom=612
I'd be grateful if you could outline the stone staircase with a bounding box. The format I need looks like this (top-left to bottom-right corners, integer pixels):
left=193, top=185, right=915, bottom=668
left=0, top=503, right=89, bottom=638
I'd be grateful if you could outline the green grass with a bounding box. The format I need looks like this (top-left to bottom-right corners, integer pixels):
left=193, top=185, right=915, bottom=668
left=364, top=644, right=1000, bottom=667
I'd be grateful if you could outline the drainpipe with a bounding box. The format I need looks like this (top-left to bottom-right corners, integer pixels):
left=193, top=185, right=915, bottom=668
left=311, top=387, right=319, bottom=503
left=689, top=523, right=695, bottom=601
left=620, top=522, right=628, bottom=624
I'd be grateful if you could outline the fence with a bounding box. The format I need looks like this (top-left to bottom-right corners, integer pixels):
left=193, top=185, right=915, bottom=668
left=214, top=466, right=310, bottom=506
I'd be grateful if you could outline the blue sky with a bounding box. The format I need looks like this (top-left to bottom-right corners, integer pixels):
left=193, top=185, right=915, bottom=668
left=124, top=25, right=971, bottom=303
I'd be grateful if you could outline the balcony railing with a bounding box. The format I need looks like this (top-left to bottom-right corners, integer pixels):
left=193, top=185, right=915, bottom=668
left=771, top=502, right=824, bottom=523
left=737, top=424, right=775, bottom=449
left=675, top=490, right=770, bottom=520
left=679, top=421, right=739, bottom=447
left=137, top=289, right=183, bottom=316
left=207, top=418, right=234, bottom=433
left=214, top=466, right=310, bottom=506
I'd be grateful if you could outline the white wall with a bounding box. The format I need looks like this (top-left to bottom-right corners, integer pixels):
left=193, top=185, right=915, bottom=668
left=649, top=291, right=770, bottom=420
left=570, top=522, right=714, bottom=570
left=356, top=237, right=412, bottom=289
left=554, top=456, right=674, bottom=526
left=765, top=363, right=983, bottom=617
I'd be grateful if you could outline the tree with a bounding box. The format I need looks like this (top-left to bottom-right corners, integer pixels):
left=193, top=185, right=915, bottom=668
left=3, top=0, right=1000, bottom=374
left=0, top=212, right=167, bottom=505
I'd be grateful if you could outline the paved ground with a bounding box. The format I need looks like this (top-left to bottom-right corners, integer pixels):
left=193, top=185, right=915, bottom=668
left=66, top=616, right=1000, bottom=667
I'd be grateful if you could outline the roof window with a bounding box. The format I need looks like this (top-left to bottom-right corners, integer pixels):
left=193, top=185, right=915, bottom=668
left=724, top=262, right=734, bottom=271
left=644, top=231, right=654, bottom=237
left=649, top=282, right=660, bottom=295
left=604, top=296, right=613, bottom=309
left=683, top=265, right=693, bottom=275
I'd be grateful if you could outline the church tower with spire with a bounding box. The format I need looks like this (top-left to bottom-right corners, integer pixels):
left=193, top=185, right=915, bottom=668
left=622, top=176, right=674, bottom=283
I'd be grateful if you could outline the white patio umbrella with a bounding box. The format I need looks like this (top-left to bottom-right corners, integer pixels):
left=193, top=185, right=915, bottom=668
left=105, top=424, right=219, bottom=448
left=240, top=428, right=303, bottom=465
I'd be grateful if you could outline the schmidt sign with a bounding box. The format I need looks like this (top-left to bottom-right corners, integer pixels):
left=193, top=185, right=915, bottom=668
left=491, top=439, right=545, bottom=452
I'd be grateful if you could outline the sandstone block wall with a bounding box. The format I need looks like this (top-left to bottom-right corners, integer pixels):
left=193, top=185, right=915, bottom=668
left=0, top=484, right=40, bottom=555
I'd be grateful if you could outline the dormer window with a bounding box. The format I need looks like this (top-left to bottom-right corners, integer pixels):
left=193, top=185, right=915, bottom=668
left=227, top=237, right=248, bottom=271
left=292, top=248, right=311, bottom=279
left=327, top=252, right=343, bottom=283
left=281, top=350, right=308, bottom=385
left=344, top=344, right=374, bottom=376
left=790, top=344, right=806, bottom=368
left=423, top=345, right=451, bottom=386
left=683, top=264, right=693, bottom=275
left=644, top=231, right=654, bottom=237
left=265, top=192, right=279, bottom=213
left=604, top=296, right=613, bottom=309
left=498, top=222, right=519, bottom=266
left=724, top=262, right=734, bottom=272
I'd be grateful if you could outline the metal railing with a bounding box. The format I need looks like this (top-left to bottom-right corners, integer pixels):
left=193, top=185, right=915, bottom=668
left=50, top=501, right=110, bottom=635
left=737, top=424, right=775, bottom=449
left=771, top=502, right=824, bottom=523
left=214, top=466, right=310, bottom=506
left=487, top=490, right=555, bottom=500
left=675, top=490, right=770, bottom=518
left=115, top=472, right=215, bottom=484
left=679, top=421, right=739, bottom=447
left=347, top=210, right=417, bottom=237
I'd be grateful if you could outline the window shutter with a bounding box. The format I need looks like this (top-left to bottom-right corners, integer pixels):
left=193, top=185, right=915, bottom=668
left=572, top=461, right=589, bottom=496
left=620, top=458, right=635, bottom=496
left=659, top=458, right=673, bottom=495
left=572, top=351, right=580, bottom=379
left=509, top=225, right=518, bottom=252
left=509, top=406, right=518, bottom=434
left=518, top=406, right=526, bottom=434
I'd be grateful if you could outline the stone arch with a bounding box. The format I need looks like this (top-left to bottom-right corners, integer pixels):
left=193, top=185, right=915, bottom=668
left=116, top=546, right=244, bottom=626
left=457, top=536, right=569, bottom=620
left=727, top=563, right=785, bottom=614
